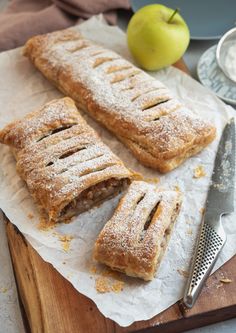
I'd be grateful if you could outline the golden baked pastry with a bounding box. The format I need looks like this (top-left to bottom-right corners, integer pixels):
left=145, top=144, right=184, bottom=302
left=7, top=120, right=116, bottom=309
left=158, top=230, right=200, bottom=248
left=23, top=29, right=216, bottom=173
left=0, top=97, right=134, bottom=224
left=94, top=181, right=182, bottom=281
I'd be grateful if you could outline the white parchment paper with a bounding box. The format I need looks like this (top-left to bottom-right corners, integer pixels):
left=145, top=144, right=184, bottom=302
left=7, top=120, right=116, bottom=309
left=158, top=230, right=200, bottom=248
left=0, top=16, right=235, bottom=327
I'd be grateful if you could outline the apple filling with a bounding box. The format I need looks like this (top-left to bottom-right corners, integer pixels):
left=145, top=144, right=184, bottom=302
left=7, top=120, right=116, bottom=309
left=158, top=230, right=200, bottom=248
left=59, top=178, right=129, bottom=221
left=139, top=201, right=180, bottom=270
left=156, top=202, right=181, bottom=265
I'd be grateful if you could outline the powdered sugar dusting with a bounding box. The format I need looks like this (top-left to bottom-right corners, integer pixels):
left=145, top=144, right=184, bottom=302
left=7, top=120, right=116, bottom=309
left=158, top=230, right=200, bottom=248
left=0, top=98, right=79, bottom=150
left=94, top=181, right=182, bottom=280
left=24, top=29, right=215, bottom=161
left=0, top=97, right=132, bottom=222
left=0, top=16, right=235, bottom=327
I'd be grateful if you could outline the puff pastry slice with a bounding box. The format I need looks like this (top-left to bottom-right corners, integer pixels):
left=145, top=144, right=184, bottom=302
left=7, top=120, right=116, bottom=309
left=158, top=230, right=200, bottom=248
left=94, top=181, right=182, bottom=281
left=23, top=29, right=216, bottom=173
left=0, top=97, right=134, bottom=224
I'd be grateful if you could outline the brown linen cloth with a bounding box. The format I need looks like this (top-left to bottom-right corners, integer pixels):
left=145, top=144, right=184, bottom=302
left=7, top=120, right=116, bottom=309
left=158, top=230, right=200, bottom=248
left=0, top=0, right=130, bottom=51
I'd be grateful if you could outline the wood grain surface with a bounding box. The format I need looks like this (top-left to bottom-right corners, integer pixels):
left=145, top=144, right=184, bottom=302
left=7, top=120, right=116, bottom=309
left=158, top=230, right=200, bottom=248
left=6, top=221, right=236, bottom=333
left=5, top=59, right=236, bottom=333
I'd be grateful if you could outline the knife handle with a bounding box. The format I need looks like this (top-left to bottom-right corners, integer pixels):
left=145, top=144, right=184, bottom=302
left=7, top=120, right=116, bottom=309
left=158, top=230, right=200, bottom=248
left=183, top=217, right=226, bottom=308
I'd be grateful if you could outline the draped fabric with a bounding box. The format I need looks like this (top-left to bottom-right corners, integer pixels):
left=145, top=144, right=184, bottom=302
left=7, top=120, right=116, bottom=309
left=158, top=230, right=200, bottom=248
left=0, top=0, right=130, bottom=51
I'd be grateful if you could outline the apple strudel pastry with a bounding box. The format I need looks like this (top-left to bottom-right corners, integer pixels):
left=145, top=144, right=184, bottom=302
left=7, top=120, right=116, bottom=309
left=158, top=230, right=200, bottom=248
left=23, top=29, right=216, bottom=173
left=94, top=181, right=182, bottom=281
left=0, top=97, right=134, bottom=224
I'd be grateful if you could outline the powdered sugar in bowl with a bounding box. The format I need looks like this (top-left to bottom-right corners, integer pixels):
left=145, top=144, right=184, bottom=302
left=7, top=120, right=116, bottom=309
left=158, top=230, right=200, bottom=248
left=216, top=27, right=236, bottom=83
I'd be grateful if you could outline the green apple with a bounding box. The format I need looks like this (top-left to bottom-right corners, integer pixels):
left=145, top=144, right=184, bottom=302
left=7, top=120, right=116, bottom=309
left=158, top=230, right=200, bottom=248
left=127, top=4, right=190, bottom=70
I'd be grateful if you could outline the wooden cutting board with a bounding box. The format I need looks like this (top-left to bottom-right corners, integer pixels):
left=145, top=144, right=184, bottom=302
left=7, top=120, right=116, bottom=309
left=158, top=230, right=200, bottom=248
left=5, top=59, right=236, bottom=333
left=5, top=221, right=236, bottom=333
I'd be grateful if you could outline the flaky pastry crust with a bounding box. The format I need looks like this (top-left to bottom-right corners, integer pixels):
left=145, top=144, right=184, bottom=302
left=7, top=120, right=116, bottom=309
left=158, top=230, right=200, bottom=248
left=0, top=97, right=134, bottom=224
left=94, top=181, right=182, bottom=281
left=23, top=29, right=216, bottom=173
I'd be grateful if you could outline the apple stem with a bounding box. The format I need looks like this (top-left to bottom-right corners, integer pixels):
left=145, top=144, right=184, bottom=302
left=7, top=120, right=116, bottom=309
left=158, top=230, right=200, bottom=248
left=168, top=8, right=179, bottom=23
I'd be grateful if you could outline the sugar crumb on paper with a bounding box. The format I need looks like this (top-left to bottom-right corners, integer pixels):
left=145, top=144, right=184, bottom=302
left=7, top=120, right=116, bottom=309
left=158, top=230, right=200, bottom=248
left=199, top=207, right=205, bottom=215
left=111, top=281, right=125, bottom=293
left=66, top=272, right=74, bottom=279
left=193, top=165, right=206, bottom=178
left=95, top=277, right=124, bottom=294
left=37, top=217, right=55, bottom=231
left=186, top=228, right=193, bottom=236
left=52, top=231, right=73, bottom=252
left=95, top=277, right=111, bottom=293
left=89, top=265, right=97, bottom=274
left=0, top=287, right=8, bottom=293
left=143, top=177, right=159, bottom=184
left=174, top=185, right=181, bottom=192
left=177, top=269, right=189, bottom=278
left=60, top=235, right=73, bottom=252
left=93, top=267, right=125, bottom=294
left=58, top=234, right=73, bottom=252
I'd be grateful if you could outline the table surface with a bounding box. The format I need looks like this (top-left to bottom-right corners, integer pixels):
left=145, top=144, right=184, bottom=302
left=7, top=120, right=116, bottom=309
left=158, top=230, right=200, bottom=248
left=0, top=217, right=25, bottom=333
left=0, top=8, right=236, bottom=333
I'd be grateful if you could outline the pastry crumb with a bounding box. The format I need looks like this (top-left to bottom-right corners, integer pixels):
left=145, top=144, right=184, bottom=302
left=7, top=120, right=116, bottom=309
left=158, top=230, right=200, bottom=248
left=111, top=281, right=124, bottom=293
left=174, top=185, right=181, bottom=192
left=51, top=231, right=73, bottom=252
left=66, top=273, right=73, bottom=279
left=177, top=269, right=189, bottom=278
left=95, top=277, right=111, bottom=293
left=193, top=165, right=206, bottom=178
left=89, top=265, right=97, bottom=274
left=186, top=228, right=193, bottom=235
left=37, top=218, right=55, bottom=231
left=0, top=287, right=8, bottom=293
left=144, top=177, right=159, bottom=184
left=27, top=213, right=34, bottom=219
left=199, top=207, right=205, bottom=215
left=59, top=235, right=73, bottom=252
left=95, top=268, right=125, bottom=294
left=220, top=278, right=232, bottom=284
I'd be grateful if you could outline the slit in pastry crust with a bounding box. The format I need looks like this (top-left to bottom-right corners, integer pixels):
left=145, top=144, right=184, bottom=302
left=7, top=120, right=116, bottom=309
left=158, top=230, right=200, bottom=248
left=23, top=29, right=216, bottom=172
left=0, top=97, right=135, bottom=225
left=93, top=57, right=118, bottom=68
left=94, top=181, right=182, bottom=281
left=110, top=70, right=140, bottom=84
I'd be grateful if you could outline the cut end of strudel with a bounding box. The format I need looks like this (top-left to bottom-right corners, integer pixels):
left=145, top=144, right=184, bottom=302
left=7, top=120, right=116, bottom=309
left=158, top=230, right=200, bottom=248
left=23, top=29, right=216, bottom=173
left=0, top=97, right=134, bottom=224
left=94, top=181, right=182, bottom=281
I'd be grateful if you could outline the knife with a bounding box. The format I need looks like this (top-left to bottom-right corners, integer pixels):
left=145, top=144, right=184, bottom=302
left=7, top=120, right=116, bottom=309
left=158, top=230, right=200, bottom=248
left=183, top=118, right=235, bottom=308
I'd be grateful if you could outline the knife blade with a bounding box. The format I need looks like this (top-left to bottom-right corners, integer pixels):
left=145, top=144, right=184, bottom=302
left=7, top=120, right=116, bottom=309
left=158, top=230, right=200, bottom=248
left=183, top=118, right=235, bottom=308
